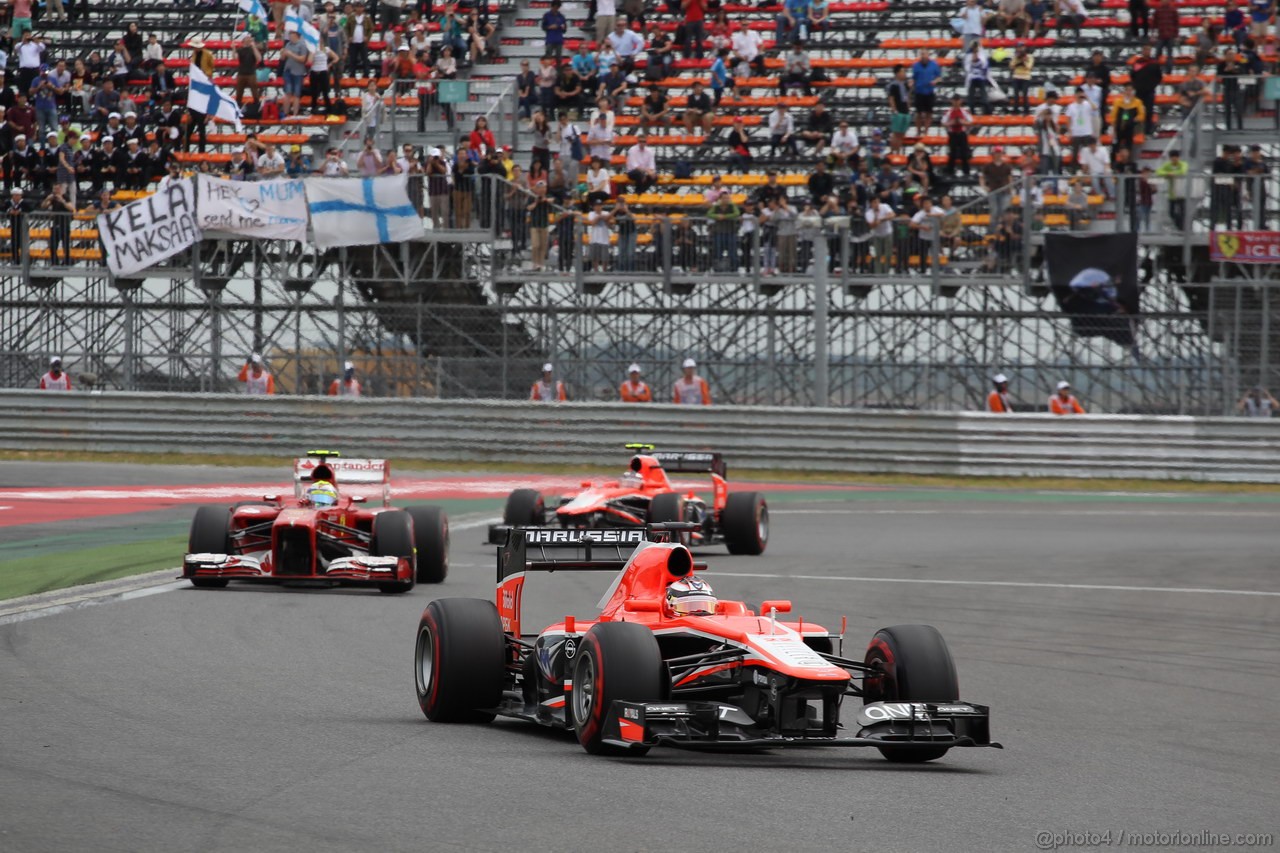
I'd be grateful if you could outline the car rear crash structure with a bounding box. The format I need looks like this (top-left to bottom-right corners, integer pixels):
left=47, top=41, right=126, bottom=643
left=415, top=526, right=1000, bottom=760
left=182, top=451, right=449, bottom=593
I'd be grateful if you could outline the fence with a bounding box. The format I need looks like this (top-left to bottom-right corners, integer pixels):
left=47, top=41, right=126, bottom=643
left=4, top=390, right=1280, bottom=482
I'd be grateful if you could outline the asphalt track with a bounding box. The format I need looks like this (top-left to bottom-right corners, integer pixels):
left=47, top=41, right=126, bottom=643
left=1, top=464, right=1278, bottom=853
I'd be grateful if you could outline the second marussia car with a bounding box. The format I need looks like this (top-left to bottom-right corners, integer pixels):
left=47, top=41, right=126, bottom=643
left=494, top=445, right=768, bottom=554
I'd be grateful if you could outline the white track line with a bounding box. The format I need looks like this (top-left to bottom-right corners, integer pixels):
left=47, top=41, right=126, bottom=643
left=0, top=516, right=499, bottom=626
left=703, top=571, right=1280, bottom=598
left=770, top=508, right=1280, bottom=518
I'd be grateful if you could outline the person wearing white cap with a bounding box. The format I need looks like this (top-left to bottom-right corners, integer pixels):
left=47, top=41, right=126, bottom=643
left=1049, top=380, right=1085, bottom=415
left=39, top=356, right=71, bottom=391
left=673, top=357, right=711, bottom=405
left=530, top=363, right=568, bottom=402
left=6, top=187, right=30, bottom=264
left=238, top=352, right=276, bottom=395
left=328, top=360, right=363, bottom=397
left=986, top=373, right=1011, bottom=413
left=619, top=363, right=652, bottom=403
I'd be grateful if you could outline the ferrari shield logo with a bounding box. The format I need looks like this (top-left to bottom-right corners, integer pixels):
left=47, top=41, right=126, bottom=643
left=1216, top=232, right=1240, bottom=259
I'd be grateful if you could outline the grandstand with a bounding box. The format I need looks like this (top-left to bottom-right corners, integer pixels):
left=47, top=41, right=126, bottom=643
left=0, top=0, right=1277, bottom=411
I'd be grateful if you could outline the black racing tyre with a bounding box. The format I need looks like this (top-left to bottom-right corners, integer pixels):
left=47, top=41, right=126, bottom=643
left=372, top=510, right=416, bottom=594
left=649, top=492, right=691, bottom=545
left=187, top=505, right=231, bottom=589
left=415, top=598, right=506, bottom=723
left=406, top=505, right=449, bottom=584
left=571, top=622, right=665, bottom=756
left=721, top=491, right=769, bottom=555
left=863, top=624, right=960, bottom=763
left=503, top=488, right=545, bottom=526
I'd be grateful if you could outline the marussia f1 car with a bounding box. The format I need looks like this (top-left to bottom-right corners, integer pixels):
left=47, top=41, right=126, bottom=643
left=414, top=526, right=1000, bottom=761
left=494, top=445, right=768, bottom=554
left=182, top=451, right=449, bottom=594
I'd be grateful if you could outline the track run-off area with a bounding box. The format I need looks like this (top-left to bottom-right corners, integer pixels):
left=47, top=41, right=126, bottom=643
left=0, top=461, right=1277, bottom=853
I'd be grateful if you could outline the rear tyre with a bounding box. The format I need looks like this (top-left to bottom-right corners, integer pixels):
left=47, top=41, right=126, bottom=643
left=372, top=510, right=415, bottom=594
left=571, top=622, right=665, bottom=756
left=863, top=624, right=960, bottom=763
left=187, top=505, right=231, bottom=589
left=649, top=492, right=690, bottom=545
left=503, top=488, right=545, bottom=526
left=406, top=505, right=449, bottom=584
left=415, top=598, right=506, bottom=723
left=721, top=491, right=768, bottom=555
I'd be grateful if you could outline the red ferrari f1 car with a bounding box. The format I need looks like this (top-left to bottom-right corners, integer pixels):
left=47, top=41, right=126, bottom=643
left=182, top=451, right=449, bottom=593
left=414, top=526, right=1000, bottom=761
left=494, top=445, right=768, bottom=554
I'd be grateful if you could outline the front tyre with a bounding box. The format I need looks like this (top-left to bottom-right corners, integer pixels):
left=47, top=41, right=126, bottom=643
left=406, top=505, right=449, bottom=584
left=415, top=598, right=506, bottom=723
left=571, top=622, right=665, bottom=756
left=721, top=492, right=768, bottom=555
left=503, top=488, right=545, bottom=526
left=649, top=492, right=690, bottom=546
left=372, top=510, right=415, bottom=594
left=187, top=505, right=232, bottom=589
left=863, top=624, right=960, bottom=763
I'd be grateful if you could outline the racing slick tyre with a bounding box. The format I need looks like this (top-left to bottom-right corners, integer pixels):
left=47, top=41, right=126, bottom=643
left=863, top=624, right=960, bottom=763
left=571, top=622, right=665, bottom=756
left=721, top=492, right=769, bottom=555
left=503, top=488, right=545, bottom=526
left=649, top=492, right=690, bottom=546
left=415, top=598, right=506, bottom=723
left=371, top=510, right=416, bottom=594
left=406, top=505, right=449, bottom=584
left=187, top=505, right=231, bottom=589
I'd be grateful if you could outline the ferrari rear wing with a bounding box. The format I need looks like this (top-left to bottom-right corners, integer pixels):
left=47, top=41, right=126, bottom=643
left=292, top=452, right=391, bottom=506
left=651, top=451, right=727, bottom=478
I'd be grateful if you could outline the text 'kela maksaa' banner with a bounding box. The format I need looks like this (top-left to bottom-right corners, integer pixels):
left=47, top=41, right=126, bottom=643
left=97, top=178, right=200, bottom=277
left=1045, top=232, right=1140, bottom=347
left=196, top=175, right=309, bottom=242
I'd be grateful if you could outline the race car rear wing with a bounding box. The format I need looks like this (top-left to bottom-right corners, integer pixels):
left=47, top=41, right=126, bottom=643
left=292, top=453, right=391, bottom=506
left=496, top=524, right=701, bottom=582
left=651, top=451, right=727, bottom=479
left=495, top=524, right=702, bottom=636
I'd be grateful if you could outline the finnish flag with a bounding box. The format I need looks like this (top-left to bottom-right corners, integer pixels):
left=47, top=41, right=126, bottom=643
left=238, top=0, right=268, bottom=22
left=284, top=8, right=321, bottom=52
left=187, top=65, right=243, bottom=131
left=304, top=176, right=423, bottom=249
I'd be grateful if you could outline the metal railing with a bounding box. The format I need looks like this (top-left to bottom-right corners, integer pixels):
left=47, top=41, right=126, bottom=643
left=5, top=390, right=1280, bottom=482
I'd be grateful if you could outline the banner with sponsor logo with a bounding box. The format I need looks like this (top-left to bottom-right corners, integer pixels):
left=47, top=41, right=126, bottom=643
left=196, top=175, right=309, bottom=242
left=1210, top=231, right=1280, bottom=264
left=97, top=178, right=200, bottom=276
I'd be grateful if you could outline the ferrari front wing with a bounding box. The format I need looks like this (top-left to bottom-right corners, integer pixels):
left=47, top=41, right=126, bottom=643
left=600, top=700, right=1002, bottom=752
left=181, top=552, right=407, bottom=585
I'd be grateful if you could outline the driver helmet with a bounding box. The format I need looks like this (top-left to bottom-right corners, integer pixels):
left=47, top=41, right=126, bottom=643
left=308, top=480, right=339, bottom=507
left=665, top=577, right=717, bottom=616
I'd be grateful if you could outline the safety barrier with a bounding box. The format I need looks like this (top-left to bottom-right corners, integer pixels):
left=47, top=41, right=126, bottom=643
left=4, top=390, right=1280, bottom=482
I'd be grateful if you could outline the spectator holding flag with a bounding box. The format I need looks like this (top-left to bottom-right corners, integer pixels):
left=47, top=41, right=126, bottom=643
left=185, top=38, right=217, bottom=152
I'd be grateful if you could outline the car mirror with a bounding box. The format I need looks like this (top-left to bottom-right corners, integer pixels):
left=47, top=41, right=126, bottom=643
left=262, top=494, right=279, bottom=501
left=623, top=598, right=660, bottom=612
left=760, top=599, right=792, bottom=614
left=351, top=495, right=367, bottom=503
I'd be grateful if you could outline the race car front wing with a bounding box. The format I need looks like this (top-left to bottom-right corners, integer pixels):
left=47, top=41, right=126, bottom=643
left=600, top=700, right=1002, bottom=752
left=181, top=553, right=405, bottom=584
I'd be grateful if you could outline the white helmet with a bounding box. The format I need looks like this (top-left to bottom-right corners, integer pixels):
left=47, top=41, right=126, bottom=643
left=665, top=577, right=717, bottom=616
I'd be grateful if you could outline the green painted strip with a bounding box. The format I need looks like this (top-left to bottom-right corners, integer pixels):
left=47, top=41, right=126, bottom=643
left=0, top=535, right=188, bottom=601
